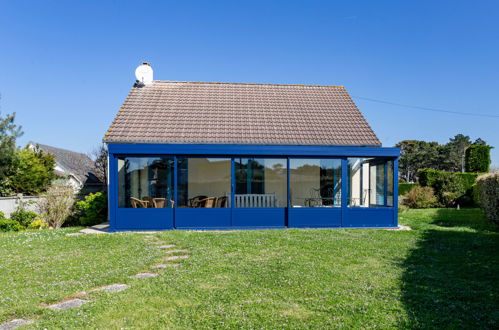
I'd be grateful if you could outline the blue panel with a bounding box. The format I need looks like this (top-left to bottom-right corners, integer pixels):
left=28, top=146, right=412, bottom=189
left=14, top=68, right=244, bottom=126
left=343, top=208, right=396, bottom=228
left=288, top=207, right=342, bottom=228
left=232, top=208, right=285, bottom=227
left=175, top=208, right=231, bottom=228
left=108, top=143, right=400, bottom=158
left=114, top=208, right=174, bottom=230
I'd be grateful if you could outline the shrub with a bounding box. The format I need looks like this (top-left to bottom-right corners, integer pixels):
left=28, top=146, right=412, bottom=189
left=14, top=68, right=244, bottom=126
left=476, top=172, right=499, bottom=225
left=0, top=219, right=22, bottom=232
left=465, top=145, right=492, bottom=172
left=37, top=186, right=75, bottom=228
left=399, top=183, right=418, bottom=196
left=28, top=218, right=48, bottom=230
left=418, top=169, right=482, bottom=207
left=404, top=186, right=441, bottom=208
left=76, top=192, right=108, bottom=226
left=0, top=211, right=5, bottom=220
left=9, top=210, right=38, bottom=228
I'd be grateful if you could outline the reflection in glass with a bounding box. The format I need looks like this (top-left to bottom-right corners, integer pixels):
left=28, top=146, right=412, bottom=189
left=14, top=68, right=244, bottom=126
left=348, top=158, right=392, bottom=207
left=177, top=158, right=231, bottom=208
left=118, top=157, right=174, bottom=208
left=235, top=158, right=287, bottom=207
left=290, top=159, right=342, bottom=207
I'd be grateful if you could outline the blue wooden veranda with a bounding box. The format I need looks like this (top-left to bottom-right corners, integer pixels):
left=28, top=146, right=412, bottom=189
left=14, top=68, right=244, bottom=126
left=107, top=143, right=399, bottom=231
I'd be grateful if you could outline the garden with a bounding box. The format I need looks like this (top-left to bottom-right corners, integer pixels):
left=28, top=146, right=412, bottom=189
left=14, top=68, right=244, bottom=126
left=0, top=208, right=497, bottom=328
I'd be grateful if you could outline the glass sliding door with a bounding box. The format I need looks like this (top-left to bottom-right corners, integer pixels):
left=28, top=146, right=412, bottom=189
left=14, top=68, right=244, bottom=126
left=176, top=157, right=231, bottom=228
left=234, top=158, right=287, bottom=208
left=290, top=159, right=342, bottom=207
left=116, top=157, right=174, bottom=230
left=288, top=158, right=342, bottom=228
left=347, top=157, right=395, bottom=208
left=118, top=157, right=174, bottom=208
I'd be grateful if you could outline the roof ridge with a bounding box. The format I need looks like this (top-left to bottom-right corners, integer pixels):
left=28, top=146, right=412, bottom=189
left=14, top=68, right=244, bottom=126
left=150, top=80, right=345, bottom=88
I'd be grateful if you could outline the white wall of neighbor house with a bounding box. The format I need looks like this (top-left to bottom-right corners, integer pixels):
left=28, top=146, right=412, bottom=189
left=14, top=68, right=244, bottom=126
left=0, top=196, right=41, bottom=218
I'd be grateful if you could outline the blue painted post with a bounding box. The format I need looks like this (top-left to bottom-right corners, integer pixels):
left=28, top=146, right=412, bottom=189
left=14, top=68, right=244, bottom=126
left=393, top=159, right=399, bottom=226
left=383, top=162, right=388, bottom=207
left=341, top=158, right=348, bottom=227
left=231, top=158, right=235, bottom=224
left=287, top=158, right=290, bottom=208
left=173, top=156, right=178, bottom=228
left=108, top=154, right=117, bottom=231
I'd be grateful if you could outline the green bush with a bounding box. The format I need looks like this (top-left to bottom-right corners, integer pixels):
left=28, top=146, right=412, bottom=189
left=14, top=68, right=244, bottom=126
left=0, top=219, right=23, bottom=232
left=418, top=169, right=482, bottom=207
left=0, top=211, right=5, bottom=220
left=28, top=218, right=48, bottom=230
left=399, top=183, right=418, bottom=196
left=476, top=172, right=499, bottom=225
left=465, top=145, right=492, bottom=172
left=9, top=210, right=38, bottom=228
left=403, top=186, right=441, bottom=208
left=76, top=192, right=108, bottom=226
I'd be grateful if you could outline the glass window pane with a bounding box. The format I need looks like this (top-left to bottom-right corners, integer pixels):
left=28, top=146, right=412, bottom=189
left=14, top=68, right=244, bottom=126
left=234, top=158, right=287, bottom=207
left=177, top=158, right=231, bottom=208
left=387, top=160, right=394, bottom=207
left=348, top=158, right=392, bottom=207
left=118, top=157, right=174, bottom=208
left=290, top=159, right=342, bottom=207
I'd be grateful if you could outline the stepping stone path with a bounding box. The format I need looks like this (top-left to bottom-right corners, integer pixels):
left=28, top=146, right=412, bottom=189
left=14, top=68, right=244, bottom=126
left=165, top=255, right=189, bottom=261
left=47, top=298, right=89, bottom=310
left=151, top=264, right=168, bottom=269
left=157, top=244, right=176, bottom=249
left=164, top=249, right=188, bottom=254
left=130, top=272, right=158, bottom=279
left=66, top=232, right=83, bottom=236
left=93, top=284, right=129, bottom=293
left=0, top=319, right=33, bottom=330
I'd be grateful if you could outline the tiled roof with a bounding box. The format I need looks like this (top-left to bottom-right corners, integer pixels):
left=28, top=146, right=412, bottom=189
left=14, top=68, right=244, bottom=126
left=34, top=143, right=102, bottom=185
left=104, top=81, right=381, bottom=146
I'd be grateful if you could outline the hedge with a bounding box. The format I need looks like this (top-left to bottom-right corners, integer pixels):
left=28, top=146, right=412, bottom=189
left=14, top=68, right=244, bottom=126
left=465, top=145, right=492, bottom=173
left=476, top=172, right=499, bottom=224
left=399, top=183, right=418, bottom=196
left=417, top=169, right=483, bottom=207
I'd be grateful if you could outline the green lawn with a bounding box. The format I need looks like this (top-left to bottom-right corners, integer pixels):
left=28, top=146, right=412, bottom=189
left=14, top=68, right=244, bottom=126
left=0, top=209, right=497, bottom=329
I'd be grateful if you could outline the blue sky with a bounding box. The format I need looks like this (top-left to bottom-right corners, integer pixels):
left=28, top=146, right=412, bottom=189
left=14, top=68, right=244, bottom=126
left=1, top=1, right=498, bottom=165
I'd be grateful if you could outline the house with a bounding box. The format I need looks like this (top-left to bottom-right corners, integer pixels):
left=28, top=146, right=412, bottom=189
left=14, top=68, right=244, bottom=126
left=29, top=143, right=104, bottom=194
left=104, top=63, right=399, bottom=231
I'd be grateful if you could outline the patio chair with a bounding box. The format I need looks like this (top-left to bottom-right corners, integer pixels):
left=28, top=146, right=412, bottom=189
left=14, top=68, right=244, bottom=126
left=188, top=195, right=208, bottom=208
left=152, top=198, right=175, bottom=208
left=199, top=197, right=217, bottom=208
left=130, top=197, right=148, bottom=208
left=216, top=196, right=228, bottom=208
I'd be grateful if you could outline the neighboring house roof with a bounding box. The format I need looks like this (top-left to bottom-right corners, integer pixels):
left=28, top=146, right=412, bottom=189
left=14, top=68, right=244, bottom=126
left=104, top=81, right=381, bottom=146
left=32, top=143, right=102, bottom=186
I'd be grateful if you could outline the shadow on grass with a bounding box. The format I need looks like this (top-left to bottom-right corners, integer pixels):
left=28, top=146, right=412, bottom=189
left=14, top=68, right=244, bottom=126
left=401, top=209, right=499, bottom=329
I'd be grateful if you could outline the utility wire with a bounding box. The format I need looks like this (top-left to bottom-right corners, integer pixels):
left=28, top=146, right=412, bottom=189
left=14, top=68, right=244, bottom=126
left=351, top=95, right=499, bottom=119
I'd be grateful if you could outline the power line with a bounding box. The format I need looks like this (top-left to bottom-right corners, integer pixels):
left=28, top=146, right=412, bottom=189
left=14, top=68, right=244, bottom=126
left=351, top=95, right=499, bottom=119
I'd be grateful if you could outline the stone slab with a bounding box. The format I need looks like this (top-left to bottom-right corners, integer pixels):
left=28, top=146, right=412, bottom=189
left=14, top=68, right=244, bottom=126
left=165, top=255, right=189, bottom=261
left=66, top=232, right=83, bottom=236
left=157, top=245, right=176, bottom=249
left=130, top=272, right=158, bottom=279
left=47, top=298, right=89, bottom=310
left=164, top=249, right=187, bottom=254
left=94, top=284, right=129, bottom=292
left=385, top=225, right=412, bottom=231
left=0, top=319, right=33, bottom=330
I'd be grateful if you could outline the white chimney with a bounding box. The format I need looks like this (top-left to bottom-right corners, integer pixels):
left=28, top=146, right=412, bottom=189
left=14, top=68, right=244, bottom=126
left=135, top=62, right=153, bottom=85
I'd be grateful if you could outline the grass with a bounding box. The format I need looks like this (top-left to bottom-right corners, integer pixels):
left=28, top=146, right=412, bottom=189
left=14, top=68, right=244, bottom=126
left=0, top=209, right=497, bottom=328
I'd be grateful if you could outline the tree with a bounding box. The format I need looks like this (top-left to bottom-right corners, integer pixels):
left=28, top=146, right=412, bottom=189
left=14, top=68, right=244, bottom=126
left=396, top=140, right=444, bottom=182
left=0, top=109, right=23, bottom=194
left=441, top=134, right=472, bottom=172
left=89, top=144, right=108, bottom=189
left=9, top=147, right=56, bottom=195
